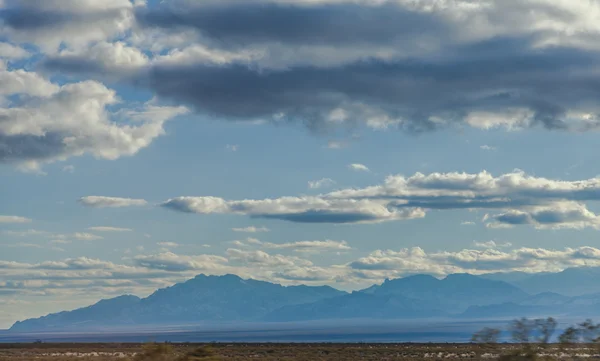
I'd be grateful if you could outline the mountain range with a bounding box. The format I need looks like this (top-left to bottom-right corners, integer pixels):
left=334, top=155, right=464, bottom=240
left=10, top=268, right=600, bottom=332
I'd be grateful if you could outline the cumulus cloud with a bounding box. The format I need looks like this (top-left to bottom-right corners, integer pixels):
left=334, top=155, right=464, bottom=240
left=0, top=74, right=188, bottom=170
left=0, top=42, right=29, bottom=59
left=232, top=226, right=270, bottom=233
left=348, top=164, right=370, bottom=172
left=308, top=178, right=336, bottom=189
left=0, top=0, right=136, bottom=52
left=159, top=170, right=600, bottom=228
left=161, top=195, right=425, bottom=224
left=79, top=196, right=148, bottom=208
left=0, top=215, right=31, bottom=223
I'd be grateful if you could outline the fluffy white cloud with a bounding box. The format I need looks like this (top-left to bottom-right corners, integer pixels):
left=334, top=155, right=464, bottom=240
left=0, top=42, right=29, bottom=59
left=0, top=215, right=31, bottom=223
left=80, top=196, right=148, bottom=208
left=0, top=74, right=188, bottom=170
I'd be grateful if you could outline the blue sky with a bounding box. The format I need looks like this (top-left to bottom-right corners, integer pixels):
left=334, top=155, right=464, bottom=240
left=3, top=0, right=600, bottom=328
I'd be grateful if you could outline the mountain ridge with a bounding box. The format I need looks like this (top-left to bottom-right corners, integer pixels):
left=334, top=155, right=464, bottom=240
left=12, top=269, right=600, bottom=332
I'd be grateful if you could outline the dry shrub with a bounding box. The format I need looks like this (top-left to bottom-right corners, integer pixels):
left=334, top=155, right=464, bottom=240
left=131, top=344, right=219, bottom=361
left=132, top=344, right=175, bottom=361
left=177, top=346, right=219, bottom=361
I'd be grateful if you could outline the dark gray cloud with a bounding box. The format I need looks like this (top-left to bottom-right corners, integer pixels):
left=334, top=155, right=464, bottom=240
left=0, top=133, right=66, bottom=164
left=27, top=1, right=600, bottom=133
left=258, top=211, right=381, bottom=224
left=119, top=37, right=600, bottom=132
left=135, top=3, right=447, bottom=47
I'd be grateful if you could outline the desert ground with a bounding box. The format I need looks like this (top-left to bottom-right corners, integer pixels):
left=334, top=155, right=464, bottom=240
left=0, top=343, right=599, bottom=361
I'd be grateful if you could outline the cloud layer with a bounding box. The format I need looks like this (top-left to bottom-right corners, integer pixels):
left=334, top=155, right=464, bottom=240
left=153, top=171, right=600, bottom=229
left=13, top=0, right=600, bottom=134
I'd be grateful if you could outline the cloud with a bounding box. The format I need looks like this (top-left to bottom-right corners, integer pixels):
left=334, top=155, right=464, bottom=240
left=225, top=144, right=239, bottom=152
left=49, top=239, right=70, bottom=245
left=472, top=241, right=513, bottom=249
left=246, top=238, right=262, bottom=245
left=161, top=195, right=425, bottom=224
left=3, top=243, right=600, bottom=320
left=156, top=242, right=179, bottom=248
left=326, top=141, right=346, bottom=149
left=232, top=226, right=270, bottom=233
left=484, top=202, right=600, bottom=230
left=159, top=170, right=600, bottom=228
left=461, top=221, right=476, bottom=226
left=0, top=215, right=31, bottom=223
left=262, top=240, right=351, bottom=253
left=4, top=229, right=48, bottom=237
left=0, top=75, right=188, bottom=170
left=349, top=246, right=600, bottom=280
left=73, top=232, right=103, bottom=241
left=0, top=42, right=29, bottom=59
left=0, top=0, right=136, bottom=52
left=226, top=248, right=312, bottom=268
left=88, top=226, right=132, bottom=232
left=79, top=196, right=148, bottom=208
left=480, top=145, right=497, bottom=151
left=6, top=0, right=600, bottom=136
left=348, top=164, right=370, bottom=172
left=62, top=165, right=75, bottom=173
left=132, top=252, right=228, bottom=272
left=308, top=178, right=336, bottom=189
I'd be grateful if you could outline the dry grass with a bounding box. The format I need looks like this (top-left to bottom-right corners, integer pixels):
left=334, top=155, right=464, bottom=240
left=1, top=343, right=600, bottom=361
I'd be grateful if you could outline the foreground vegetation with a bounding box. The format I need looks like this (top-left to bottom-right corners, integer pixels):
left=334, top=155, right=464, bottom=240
left=3, top=318, right=600, bottom=360
left=1, top=341, right=600, bottom=361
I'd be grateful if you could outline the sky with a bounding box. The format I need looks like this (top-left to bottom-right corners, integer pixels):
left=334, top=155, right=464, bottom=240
left=3, top=0, right=600, bottom=328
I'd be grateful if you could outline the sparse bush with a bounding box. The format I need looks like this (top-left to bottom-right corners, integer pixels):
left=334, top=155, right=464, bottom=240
left=132, top=343, right=174, bottom=361
left=472, top=327, right=501, bottom=344
left=177, top=346, right=220, bottom=361
left=129, top=344, right=220, bottom=361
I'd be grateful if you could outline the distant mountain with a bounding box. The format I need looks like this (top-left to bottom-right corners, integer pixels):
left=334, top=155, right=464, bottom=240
left=263, top=291, right=447, bottom=321
left=460, top=292, right=600, bottom=319
left=11, top=295, right=141, bottom=332
left=13, top=271, right=600, bottom=332
left=363, top=273, right=528, bottom=313
left=266, top=274, right=527, bottom=321
left=480, top=268, right=600, bottom=296
left=513, top=268, right=600, bottom=296
left=11, top=274, right=345, bottom=332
